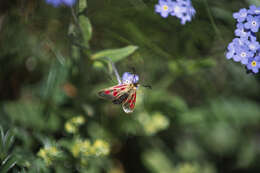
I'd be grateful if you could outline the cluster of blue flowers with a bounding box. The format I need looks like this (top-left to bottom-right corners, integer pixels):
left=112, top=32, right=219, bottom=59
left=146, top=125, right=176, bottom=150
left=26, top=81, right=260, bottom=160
left=155, top=0, right=196, bottom=25
left=226, top=5, right=260, bottom=74
left=45, top=0, right=76, bottom=7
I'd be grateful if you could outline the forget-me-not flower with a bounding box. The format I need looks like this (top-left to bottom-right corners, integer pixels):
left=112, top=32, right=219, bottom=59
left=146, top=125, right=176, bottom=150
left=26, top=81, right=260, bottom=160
left=155, top=0, right=196, bottom=24
left=247, top=57, right=260, bottom=73
left=122, top=72, right=139, bottom=84
left=247, top=40, right=260, bottom=53
left=235, top=23, right=250, bottom=39
left=155, top=0, right=173, bottom=18
left=62, top=0, right=76, bottom=6
left=45, top=0, right=62, bottom=7
left=233, top=8, right=248, bottom=22
left=244, top=15, right=260, bottom=32
left=233, top=46, right=253, bottom=64
left=248, top=5, right=260, bottom=15
left=226, top=41, right=236, bottom=60
left=45, top=0, right=76, bottom=7
left=226, top=5, right=260, bottom=74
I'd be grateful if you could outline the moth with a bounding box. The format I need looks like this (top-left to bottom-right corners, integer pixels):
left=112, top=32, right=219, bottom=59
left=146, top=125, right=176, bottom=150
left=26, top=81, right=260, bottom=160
left=98, top=72, right=140, bottom=113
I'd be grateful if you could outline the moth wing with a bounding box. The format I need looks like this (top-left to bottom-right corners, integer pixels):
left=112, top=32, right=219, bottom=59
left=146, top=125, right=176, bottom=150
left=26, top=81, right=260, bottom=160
left=122, top=89, right=137, bottom=114
left=98, top=84, right=128, bottom=101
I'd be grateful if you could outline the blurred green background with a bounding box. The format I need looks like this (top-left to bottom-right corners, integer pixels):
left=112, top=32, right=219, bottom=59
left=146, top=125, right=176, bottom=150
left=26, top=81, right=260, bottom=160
left=1, top=0, right=260, bottom=172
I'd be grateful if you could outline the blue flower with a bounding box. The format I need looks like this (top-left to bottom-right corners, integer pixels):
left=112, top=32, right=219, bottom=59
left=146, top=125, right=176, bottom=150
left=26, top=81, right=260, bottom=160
left=249, top=33, right=257, bottom=41
left=233, top=46, right=253, bottom=64
left=246, top=57, right=260, bottom=73
left=244, top=15, right=260, bottom=32
left=247, top=40, right=260, bottom=53
left=248, top=5, right=260, bottom=15
left=155, top=0, right=196, bottom=24
left=233, top=37, right=247, bottom=47
left=235, top=23, right=250, bottom=39
left=45, top=0, right=76, bottom=7
left=171, top=1, right=186, bottom=18
left=226, top=5, right=260, bottom=74
left=155, top=0, right=173, bottom=18
left=62, top=0, right=76, bottom=6
left=180, top=15, right=193, bottom=25
left=171, top=0, right=196, bottom=25
left=226, top=41, right=236, bottom=60
left=45, top=0, right=62, bottom=7
left=122, top=72, right=139, bottom=84
left=233, top=8, right=248, bottom=22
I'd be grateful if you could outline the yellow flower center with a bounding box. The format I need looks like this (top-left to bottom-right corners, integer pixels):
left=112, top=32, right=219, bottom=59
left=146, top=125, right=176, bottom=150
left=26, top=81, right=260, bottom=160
left=163, top=5, right=168, bottom=11
left=251, top=61, right=257, bottom=67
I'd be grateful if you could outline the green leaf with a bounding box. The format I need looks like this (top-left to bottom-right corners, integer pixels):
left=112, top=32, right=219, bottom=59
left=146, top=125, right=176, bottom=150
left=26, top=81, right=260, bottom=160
left=79, top=15, right=92, bottom=47
left=43, top=56, right=69, bottom=105
left=0, top=154, right=17, bottom=173
left=0, top=128, right=14, bottom=159
left=68, top=24, right=77, bottom=37
left=91, top=45, right=138, bottom=62
left=79, top=0, right=87, bottom=12
left=3, top=131, right=14, bottom=153
left=198, top=58, right=216, bottom=68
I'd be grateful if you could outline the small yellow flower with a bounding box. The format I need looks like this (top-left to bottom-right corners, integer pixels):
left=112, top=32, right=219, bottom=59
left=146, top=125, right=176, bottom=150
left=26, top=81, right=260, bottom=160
left=65, top=122, right=77, bottom=133
left=49, top=146, right=59, bottom=155
left=38, top=148, right=47, bottom=159
left=71, top=139, right=91, bottom=157
left=81, top=140, right=91, bottom=156
left=37, top=146, right=59, bottom=166
left=72, top=116, right=85, bottom=125
left=70, top=138, right=110, bottom=159
left=65, top=116, right=85, bottom=134
left=92, top=139, right=110, bottom=156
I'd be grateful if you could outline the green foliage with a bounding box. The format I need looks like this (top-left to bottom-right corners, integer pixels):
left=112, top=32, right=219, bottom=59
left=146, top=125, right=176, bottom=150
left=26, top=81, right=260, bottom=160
left=79, top=0, right=87, bottom=12
left=91, top=45, right=139, bottom=62
left=1, top=0, right=260, bottom=172
left=79, top=15, right=92, bottom=47
left=65, top=115, right=85, bottom=133
left=0, top=127, right=16, bottom=173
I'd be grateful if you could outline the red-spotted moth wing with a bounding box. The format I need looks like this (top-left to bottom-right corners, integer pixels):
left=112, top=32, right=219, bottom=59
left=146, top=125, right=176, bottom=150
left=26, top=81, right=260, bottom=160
left=98, top=84, right=137, bottom=113
left=98, top=84, right=129, bottom=103
left=122, top=89, right=136, bottom=113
